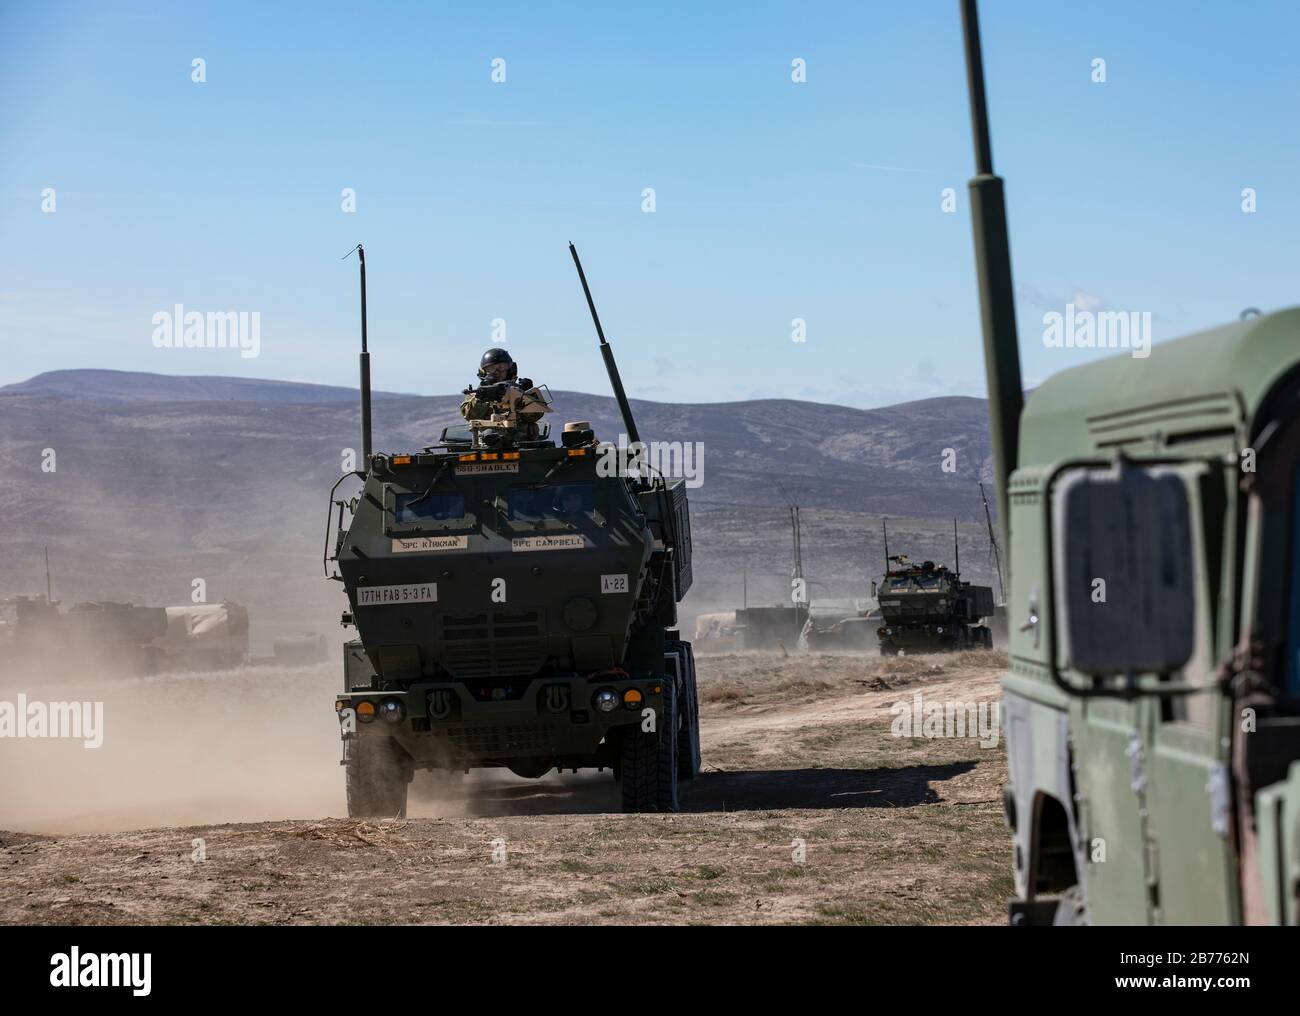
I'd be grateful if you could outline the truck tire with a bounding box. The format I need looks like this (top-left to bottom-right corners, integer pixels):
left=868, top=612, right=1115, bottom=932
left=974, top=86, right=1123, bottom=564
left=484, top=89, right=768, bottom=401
left=345, top=737, right=410, bottom=818
left=620, top=674, right=679, bottom=813
left=674, top=642, right=702, bottom=780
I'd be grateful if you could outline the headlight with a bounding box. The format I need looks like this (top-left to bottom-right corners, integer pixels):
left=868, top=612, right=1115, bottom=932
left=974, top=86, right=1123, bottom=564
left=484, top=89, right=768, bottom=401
left=379, top=698, right=404, bottom=723
left=593, top=689, right=620, bottom=713
left=936, top=626, right=944, bottom=634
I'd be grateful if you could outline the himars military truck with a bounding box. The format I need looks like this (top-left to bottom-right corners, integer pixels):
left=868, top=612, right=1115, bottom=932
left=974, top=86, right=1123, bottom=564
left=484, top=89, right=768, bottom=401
left=875, top=519, right=995, bottom=655
left=876, top=557, right=994, bottom=656
left=961, top=0, right=1300, bottom=924
left=325, top=244, right=700, bottom=817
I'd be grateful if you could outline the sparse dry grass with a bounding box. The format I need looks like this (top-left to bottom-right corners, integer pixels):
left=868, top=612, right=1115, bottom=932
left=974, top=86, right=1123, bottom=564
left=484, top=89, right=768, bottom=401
left=0, top=650, right=1012, bottom=925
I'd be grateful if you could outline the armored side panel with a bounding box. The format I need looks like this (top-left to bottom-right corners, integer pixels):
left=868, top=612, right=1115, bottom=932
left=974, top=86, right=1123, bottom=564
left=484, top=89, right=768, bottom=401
left=638, top=478, right=693, bottom=599
left=964, top=584, right=995, bottom=621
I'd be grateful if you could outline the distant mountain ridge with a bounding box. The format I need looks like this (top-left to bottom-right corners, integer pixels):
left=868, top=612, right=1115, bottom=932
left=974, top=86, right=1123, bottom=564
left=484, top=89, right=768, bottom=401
left=0, top=367, right=999, bottom=638
left=0, top=369, right=415, bottom=405
left=0, top=368, right=995, bottom=514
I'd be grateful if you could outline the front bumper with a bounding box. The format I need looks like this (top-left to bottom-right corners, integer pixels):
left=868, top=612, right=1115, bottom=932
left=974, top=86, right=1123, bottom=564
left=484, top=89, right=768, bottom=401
left=335, top=674, right=662, bottom=765
left=878, top=626, right=961, bottom=653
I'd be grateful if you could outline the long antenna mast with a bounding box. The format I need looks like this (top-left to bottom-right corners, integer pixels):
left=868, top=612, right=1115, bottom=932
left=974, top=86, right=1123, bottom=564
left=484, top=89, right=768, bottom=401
left=44, top=545, right=51, bottom=602
left=791, top=506, right=803, bottom=582
left=568, top=242, right=642, bottom=447
left=344, top=244, right=372, bottom=469
left=882, top=518, right=890, bottom=574
left=953, top=518, right=960, bottom=577
left=961, top=0, right=1023, bottom=557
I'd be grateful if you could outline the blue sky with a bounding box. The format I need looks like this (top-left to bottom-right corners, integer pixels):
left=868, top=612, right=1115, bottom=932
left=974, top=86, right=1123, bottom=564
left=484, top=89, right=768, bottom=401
left=2, top=0, right=1297, bottom=406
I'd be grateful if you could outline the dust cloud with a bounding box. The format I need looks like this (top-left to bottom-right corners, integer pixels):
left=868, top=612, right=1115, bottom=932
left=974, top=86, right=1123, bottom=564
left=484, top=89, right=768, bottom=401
left=0, top=662, right=345, bottom=833
left=0, top=657, right=620, bottom=834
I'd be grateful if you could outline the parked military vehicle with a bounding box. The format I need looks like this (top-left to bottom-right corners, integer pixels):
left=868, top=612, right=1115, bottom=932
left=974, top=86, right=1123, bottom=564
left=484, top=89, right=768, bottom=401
left=156, top=603, right=250, bottom=671
left=326, top=244, right=700, bottom=816
left=803, top=608, right=880, bottom=651
left=734, top=604, right=808, bottom=652
left=693, top=610, right=745, bottom=653
left=961, top=0, right=1300, bottom=924
left=0, top=594, right=253, bottom=677
left=0, top=595, right=168, bottom=677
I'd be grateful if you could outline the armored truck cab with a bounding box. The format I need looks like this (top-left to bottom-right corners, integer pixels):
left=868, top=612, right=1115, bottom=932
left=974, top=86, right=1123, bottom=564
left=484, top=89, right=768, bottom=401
left=326, top=243, right=700, bottom=816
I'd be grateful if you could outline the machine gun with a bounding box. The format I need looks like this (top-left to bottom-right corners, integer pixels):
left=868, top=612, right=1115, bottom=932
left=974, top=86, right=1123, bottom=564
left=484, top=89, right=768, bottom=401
left=463, top=379, right=552, bottom=448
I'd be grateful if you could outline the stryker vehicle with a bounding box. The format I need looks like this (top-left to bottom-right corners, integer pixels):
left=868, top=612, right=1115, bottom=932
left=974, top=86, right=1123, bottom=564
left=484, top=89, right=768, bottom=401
left=325, top=244, right=700, bottom=817
left=876, top=555, right=994, bottom=656
left=961, top=0, right=1300, bottom=924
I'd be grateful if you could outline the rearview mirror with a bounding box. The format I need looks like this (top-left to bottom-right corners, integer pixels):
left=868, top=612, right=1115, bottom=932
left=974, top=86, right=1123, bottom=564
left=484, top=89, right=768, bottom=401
left=1055, top=467, right=1195, bottom=677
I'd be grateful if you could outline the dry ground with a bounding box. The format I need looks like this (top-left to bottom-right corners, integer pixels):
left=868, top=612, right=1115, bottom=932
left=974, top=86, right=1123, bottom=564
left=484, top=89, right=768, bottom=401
left=0, top=650, right=1012, bottom=925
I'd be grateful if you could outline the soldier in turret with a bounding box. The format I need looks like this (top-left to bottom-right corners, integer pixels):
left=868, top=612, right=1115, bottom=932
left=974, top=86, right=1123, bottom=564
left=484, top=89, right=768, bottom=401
left=460, top=347, right=547, bottom=442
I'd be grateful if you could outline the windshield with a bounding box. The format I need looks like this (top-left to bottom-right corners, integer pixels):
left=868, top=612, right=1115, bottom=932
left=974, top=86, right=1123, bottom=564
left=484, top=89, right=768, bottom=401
left=508, top=482, right=595, bottom=521
left=394, top=491, right=466, bottom=522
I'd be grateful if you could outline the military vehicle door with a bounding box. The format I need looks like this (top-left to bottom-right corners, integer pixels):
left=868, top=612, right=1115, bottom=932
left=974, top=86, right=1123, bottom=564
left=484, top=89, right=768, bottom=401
left=1052, top=463, right=1235, bottom=924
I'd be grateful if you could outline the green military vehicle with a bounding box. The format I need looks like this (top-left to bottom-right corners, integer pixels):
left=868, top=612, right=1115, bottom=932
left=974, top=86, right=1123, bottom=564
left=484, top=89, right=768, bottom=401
left=876, top=555, right=994, bottom=656
left=960, top=0, right=1300, bottom=923
left=325, top=244, right=700, bottom=817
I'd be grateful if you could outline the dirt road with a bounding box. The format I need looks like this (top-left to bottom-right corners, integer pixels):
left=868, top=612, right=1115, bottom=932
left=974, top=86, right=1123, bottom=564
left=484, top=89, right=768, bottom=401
left=0, top=651, right=1012, bottom=924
